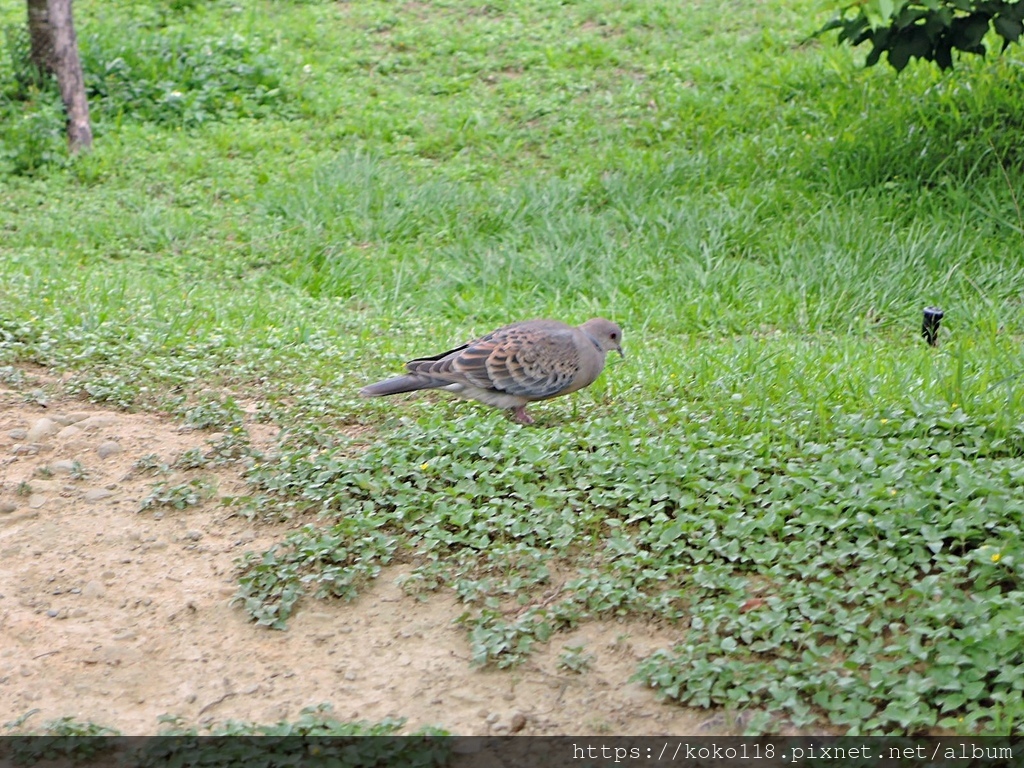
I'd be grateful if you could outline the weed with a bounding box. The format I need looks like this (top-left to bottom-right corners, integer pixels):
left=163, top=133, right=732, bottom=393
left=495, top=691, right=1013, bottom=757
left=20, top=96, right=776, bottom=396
left=181, top=395, right=245, bottom=431
left=3, top=715, right=120, bottom=764
left=133, top=454, right=169, bottom=475
left=172, top=447, right=209, bottom=470
left=139, top=478, right=213, bottom=512
left=557, top=645, right=594, bottom=674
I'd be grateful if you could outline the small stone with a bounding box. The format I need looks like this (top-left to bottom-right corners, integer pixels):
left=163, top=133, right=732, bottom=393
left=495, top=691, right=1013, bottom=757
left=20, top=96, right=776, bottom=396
left=27, top=494, right=47, bottom=510
left=57, top=425, right=83, bottom=441
left=78, top=415, right=118, bottom=432
left=49, top=459, right=76, bottom=475
left=63, top=412, right=92, bottom=424
left=8, top=429, right=27, bottom=441
left=83, top=581, right=105, bottom=598
left=509, top=713, right=527, bottom=733
left=96, top=441, right=122, bottom=459
left=27, top=418, right=58, bottom=441
left=46, top=609, right=59, bottom=618
left=0, top=501, right=17, bottom=515
left=83, top=489, right=113, bottom=502
left=184, top=530, right=203, bottom=541
left=485, top=713, right=500, bottom=725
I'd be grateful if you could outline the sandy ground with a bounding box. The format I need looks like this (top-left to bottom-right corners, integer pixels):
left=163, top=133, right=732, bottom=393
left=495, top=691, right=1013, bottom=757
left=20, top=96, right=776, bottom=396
left=0, top=369, right=724, bottom=736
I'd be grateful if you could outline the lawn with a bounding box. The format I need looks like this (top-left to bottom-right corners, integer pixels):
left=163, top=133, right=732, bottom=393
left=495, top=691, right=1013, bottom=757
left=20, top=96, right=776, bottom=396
left=1, top=0, right=1023, bottom=735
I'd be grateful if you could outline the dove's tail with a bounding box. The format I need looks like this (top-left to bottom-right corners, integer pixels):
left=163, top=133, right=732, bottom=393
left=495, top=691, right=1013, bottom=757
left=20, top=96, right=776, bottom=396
left=360, top=375, right=438, bottom=398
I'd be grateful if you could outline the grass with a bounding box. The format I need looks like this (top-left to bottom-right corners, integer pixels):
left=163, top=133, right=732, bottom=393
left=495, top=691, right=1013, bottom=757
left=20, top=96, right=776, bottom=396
left=2, top=0, right=1024, bottom=736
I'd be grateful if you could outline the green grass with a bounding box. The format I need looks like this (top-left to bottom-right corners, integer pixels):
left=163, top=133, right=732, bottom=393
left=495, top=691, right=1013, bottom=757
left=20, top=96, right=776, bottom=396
left=2, top=0, right=1024, bottom=736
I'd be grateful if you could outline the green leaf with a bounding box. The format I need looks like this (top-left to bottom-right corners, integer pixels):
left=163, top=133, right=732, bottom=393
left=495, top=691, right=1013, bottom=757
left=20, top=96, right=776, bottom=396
left=949, top=13, right=992, bottom=50
left=887, top=27, right=933, bottom=70
left=994, top=15, right=1024, bottom=42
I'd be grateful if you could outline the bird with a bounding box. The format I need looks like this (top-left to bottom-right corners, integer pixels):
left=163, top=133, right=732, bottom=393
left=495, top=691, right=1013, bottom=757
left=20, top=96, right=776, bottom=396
left=360, top=318, right=624, bottom=424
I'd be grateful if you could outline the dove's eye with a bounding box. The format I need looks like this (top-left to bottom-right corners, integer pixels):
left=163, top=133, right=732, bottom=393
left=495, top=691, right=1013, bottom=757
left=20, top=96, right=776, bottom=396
left=610, top=332, right=618, bottom=340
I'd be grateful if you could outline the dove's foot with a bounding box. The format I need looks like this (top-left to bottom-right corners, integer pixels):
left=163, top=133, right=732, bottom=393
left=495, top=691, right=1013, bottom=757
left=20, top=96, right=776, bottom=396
left=511, top=406, right=534, bottom=425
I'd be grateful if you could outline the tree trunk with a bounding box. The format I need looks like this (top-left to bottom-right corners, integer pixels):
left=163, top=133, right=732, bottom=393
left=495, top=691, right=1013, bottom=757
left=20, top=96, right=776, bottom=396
left=26, top=0, right=54, bottom=73
left=46, top=0, right=92, bottom=153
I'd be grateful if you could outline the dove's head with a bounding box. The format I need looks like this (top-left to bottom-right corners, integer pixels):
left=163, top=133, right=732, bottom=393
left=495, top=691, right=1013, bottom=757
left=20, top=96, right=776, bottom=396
left=582, top=317, right=624, bottom=358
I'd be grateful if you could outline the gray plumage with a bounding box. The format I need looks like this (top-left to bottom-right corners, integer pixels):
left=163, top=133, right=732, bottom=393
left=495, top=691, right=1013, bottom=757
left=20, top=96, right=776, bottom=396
left=360, top=317, right=624, bottom=423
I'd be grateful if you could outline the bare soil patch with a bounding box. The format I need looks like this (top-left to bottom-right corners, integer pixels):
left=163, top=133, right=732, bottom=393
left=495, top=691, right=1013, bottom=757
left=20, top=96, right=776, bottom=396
left=0, top=373, right=717, bottom=736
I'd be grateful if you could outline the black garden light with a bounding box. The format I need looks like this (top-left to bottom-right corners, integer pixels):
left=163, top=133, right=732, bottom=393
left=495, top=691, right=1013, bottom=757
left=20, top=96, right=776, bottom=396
left=922, top=306, right=944, bottom=346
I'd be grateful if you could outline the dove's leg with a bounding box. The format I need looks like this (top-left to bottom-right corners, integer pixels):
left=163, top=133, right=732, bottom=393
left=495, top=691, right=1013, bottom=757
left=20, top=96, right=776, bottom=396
left=511, top=406, right=534, bottom=425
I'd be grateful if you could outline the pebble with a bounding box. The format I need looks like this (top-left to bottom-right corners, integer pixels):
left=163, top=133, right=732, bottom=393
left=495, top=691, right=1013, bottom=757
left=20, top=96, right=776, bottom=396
left=509, top=713, right=527, bottom=733
left=27, top=494, right=47, bottom=510
left=8, top=428, right=27, bottom=441
left=184, top=530, right=203, bottom=541
left=83, top=581, right=105, bottom=598
left=27, top=418, right=58, bottom=441
left=83, top=489, right=113, bottom=502
left=49, top=459, right=77, bottom=475
left=96, top=441, right=122, bottom=459
left=79, top=415, right=118, bottom=432
left=0, top=501, right=17, bottom=515
left=63, top=412, right=92, bottom=424
left=56, top=425, right=82, bottom=441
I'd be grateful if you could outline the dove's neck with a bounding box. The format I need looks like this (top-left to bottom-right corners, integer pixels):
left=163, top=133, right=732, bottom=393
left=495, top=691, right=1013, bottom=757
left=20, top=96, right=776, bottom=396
left=582, top=331, right=606, bottom=355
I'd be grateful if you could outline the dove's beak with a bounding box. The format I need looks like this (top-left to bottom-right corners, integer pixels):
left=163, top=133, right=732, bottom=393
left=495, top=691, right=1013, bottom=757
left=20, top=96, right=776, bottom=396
left=616, top=346, right=625, bottom=359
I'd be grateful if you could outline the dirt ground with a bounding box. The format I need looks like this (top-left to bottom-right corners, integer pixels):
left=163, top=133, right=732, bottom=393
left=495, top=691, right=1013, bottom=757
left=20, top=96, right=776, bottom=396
left=0, top=368, right=725, bottom=736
